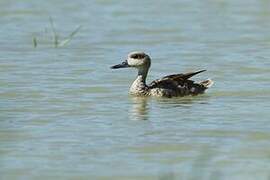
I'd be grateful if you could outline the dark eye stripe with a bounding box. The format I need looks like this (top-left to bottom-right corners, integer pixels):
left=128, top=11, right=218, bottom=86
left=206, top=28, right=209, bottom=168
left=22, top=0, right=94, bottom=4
left=131, top=54, right=144, bottom=59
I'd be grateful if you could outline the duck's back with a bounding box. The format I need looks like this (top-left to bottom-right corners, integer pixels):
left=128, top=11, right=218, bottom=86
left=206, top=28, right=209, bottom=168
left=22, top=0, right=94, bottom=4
left=148, top=70, right=213, bottom=97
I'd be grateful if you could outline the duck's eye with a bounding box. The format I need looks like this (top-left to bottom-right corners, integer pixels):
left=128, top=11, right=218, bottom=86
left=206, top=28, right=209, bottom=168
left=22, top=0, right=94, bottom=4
left=131, top=54, right=139, bottom=59
left=132, top=54, right=144, bottom=59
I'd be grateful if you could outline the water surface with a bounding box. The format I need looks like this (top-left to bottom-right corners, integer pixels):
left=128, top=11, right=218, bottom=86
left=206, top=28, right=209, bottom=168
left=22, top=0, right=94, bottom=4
left=1, top=0, right=270, bottom=179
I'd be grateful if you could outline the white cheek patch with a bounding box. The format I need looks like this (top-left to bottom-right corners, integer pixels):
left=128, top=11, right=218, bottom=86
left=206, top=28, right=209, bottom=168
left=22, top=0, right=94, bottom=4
left=128, top=59, right=142, bottom=66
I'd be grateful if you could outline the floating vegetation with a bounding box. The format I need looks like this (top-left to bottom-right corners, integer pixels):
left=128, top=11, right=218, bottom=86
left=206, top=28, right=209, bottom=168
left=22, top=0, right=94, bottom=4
left=32, top=17, right=82, bottom=48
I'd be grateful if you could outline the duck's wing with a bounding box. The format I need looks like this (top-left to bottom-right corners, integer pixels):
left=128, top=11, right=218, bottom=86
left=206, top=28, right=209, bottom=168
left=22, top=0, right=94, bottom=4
left=148, top=70, right=206, bottom=89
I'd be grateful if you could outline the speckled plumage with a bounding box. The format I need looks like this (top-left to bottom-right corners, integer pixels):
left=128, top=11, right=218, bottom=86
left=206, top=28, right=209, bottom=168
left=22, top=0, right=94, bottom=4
left=111, top=52, right=213, bottom=98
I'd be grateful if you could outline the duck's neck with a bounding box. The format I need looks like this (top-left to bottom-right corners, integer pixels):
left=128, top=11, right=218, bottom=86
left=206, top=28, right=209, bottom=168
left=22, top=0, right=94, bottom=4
left=129, top=68, right=149, bottom=95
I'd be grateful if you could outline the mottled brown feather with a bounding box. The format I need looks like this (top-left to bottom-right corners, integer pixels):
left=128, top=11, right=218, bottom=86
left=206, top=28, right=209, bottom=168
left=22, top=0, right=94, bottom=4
left=148, top=70, right=207, bottom=96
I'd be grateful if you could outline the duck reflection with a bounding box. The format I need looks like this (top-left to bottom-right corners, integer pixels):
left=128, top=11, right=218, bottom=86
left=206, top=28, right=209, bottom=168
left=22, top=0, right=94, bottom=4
left=128, top=95, right=211, bottom=120
left=129, top=96, right=149, bottom=121
left=155, top=95, right=211, bottom=108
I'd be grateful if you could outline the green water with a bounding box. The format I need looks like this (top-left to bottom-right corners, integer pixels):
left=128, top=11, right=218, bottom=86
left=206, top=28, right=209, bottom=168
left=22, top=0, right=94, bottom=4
left=1, top=0, right=270, bottom=179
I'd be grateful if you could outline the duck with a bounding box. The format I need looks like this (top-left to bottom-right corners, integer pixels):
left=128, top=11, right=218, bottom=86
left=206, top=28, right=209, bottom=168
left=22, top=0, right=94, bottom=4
left=111, top=51, right=213, bottom=98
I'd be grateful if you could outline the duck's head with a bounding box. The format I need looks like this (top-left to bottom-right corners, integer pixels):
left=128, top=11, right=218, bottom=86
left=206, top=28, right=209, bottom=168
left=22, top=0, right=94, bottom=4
left=111, top=51, right=151, bottom=70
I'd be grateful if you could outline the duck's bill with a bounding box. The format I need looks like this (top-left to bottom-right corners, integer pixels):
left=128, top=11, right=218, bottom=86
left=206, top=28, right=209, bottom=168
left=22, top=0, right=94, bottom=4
left=110, top=60, right=129, bottom=69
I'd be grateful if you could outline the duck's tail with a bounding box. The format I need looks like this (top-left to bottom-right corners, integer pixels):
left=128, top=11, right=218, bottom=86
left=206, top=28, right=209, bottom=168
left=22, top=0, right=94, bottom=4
left=200, top=79, right=214, bottom=89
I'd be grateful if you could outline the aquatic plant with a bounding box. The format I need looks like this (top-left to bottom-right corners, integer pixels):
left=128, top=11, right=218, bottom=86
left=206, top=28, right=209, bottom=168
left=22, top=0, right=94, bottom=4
left=49, top=17, right=59, bottom=47
left=32, top=17, right=81, bottom=48
left=58, top=25, right=82, bottom=47
left=32, top=36, right=37, bottom=48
